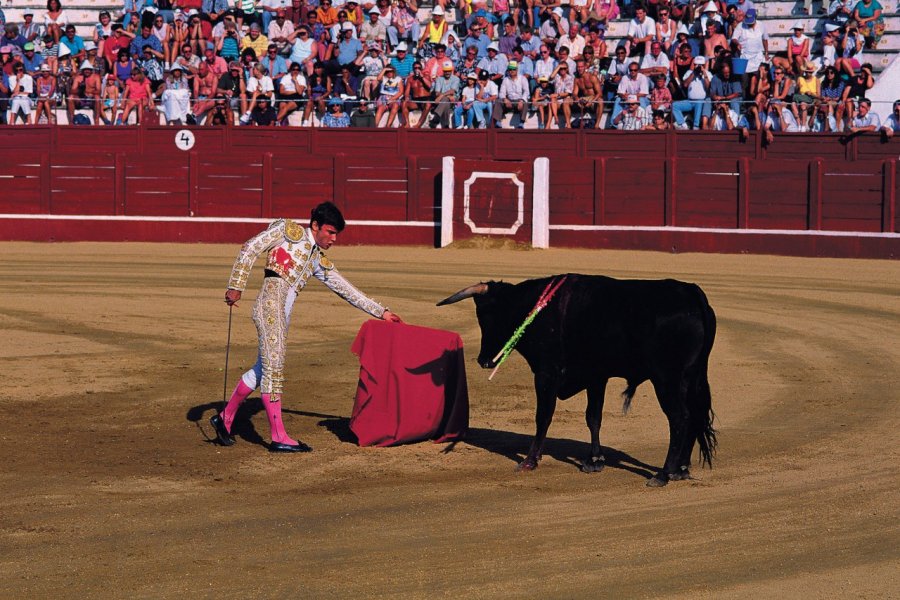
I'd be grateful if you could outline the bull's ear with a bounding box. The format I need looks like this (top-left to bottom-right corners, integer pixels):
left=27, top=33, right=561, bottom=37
left=436, top=283, right=489, bottom=306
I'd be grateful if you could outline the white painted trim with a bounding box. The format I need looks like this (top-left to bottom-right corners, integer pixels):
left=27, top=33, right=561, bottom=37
left=548, top=224, right=900, bottom=239
left=532, top=157, right=550, bottom=249
left=0, top=214, right=436, bottom=227
left=462, top=171, right=525, bottom=235
left=440, top=156, right=455, bottom=247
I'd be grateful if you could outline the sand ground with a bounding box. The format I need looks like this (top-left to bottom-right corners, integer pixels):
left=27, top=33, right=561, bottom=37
left=0, top=242, right=898, bottom=598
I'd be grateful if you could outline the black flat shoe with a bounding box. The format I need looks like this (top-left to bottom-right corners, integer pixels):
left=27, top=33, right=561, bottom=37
left=269, top=441, right=312, bottom=453
left=210, top=414, right=235, bottom=447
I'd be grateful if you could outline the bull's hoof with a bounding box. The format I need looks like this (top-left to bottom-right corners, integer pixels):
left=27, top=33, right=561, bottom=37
left=646, top=475, right=669, bottom=487
left=581, top=456, right=606, bottom=473
left=516, top=459, right=538, bottom=472
left=669, top=468, right=692, bottom=481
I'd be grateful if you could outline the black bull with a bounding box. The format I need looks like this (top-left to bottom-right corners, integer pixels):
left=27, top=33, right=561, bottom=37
left=438, top=274, right=717, bottom=487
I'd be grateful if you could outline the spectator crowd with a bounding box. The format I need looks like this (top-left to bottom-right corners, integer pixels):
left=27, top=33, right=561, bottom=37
left=0, top=0, right=896, bottom=135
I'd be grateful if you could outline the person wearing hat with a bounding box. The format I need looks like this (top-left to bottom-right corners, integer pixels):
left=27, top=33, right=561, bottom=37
left=625, top=5, right=656, bottom=57
left=417, top=4, right=448, bottom=55
left=613, top=93, right=652, bottom=130
left=730, top=7, right=768, bottom=78
left=321, top=95, right=351, bottom=127
left=328, top=20, right=363, bottom=78
left=772, top=21, right=809, bottom=76
left=454, top=71, right=478, bottom=128
left=21, top=12, right=42, bottom=46
left=549, top=59, right=574, bottom=128
left=695, top=0, right=724, bottom=37
left=21, top=42, right=45, bottom=75
left=34, top=63, right=57, bottom=124
left=241, top=22, right=270, bottom=60
left=532, top=74, right=554, bottom=128
left=387, top=0, right=420, bottom=50
left=359, top=40, right=386, bottom=100
left=493, top=59, right=528, bottom=128
left=67, top=59, right=102, bottom=125
left=671, top=55, right=712, bottom=129
left=389, top=41, right=414, bottom=77
left=158, top=62, right=192, bottom=124
left=477, top=41, right=508, bottom=85
left=361, top=6, right=387, bottom=47
left=374, top=63, right=403, bottom=127
left=790, top=59, right=819, bottom=125
left=428, top=60, right=459, bottom=128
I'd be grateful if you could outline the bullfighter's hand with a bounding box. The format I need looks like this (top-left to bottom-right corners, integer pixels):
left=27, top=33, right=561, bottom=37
left=382, top=310, right=402, bottom=323
left=225, top=289, right=242, bottom=306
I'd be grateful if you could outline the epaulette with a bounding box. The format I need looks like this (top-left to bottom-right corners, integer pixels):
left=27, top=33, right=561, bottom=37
left=318, top=252, right=335, bottom=271
left=284, top=219, right=305, bottom=243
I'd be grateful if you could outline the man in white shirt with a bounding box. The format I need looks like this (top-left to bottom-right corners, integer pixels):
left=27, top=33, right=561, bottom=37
left=610, top=60, right=649, bottom=124
left=708, top=100, right=738, bottom=130
left=493, top=62, right=529, bottom=128
left=640, top=41, right=670, bottom=80
left=848, top=99, right=881, bottom=133
left=613, top=94, right=651, bottom=130
left=880, top=99, right=900, bottom=138
left=672, top=56, right=712, bottom=129
left=626, top=6, right=656, bottom=57
left=8, top=63, right=35, bottom=124
left=556, top=22, right=585, bottom=59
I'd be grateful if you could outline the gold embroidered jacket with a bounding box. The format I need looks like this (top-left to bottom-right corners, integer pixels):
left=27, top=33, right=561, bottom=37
left=227, top=218, right=386, bottom=318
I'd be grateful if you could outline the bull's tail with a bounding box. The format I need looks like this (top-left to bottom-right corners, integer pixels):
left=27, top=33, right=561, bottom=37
left=691, top=297, right=718, bottom=468
left=621, top=381, right=638, bottom=415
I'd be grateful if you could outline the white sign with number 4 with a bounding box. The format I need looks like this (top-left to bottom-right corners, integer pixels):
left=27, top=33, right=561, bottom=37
left=175, top=130, right=196, bottom=151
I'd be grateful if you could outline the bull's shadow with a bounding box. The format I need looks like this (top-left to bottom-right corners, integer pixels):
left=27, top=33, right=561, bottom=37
left=462, top=427, right=659, bottom=479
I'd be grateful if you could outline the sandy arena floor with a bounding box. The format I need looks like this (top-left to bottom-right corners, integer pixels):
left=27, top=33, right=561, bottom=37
left=0, top=241, right=898, bottom=598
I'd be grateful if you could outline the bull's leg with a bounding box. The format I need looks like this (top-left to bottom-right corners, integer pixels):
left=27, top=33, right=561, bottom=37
left=581, top=380, right=608, bottom=473
left=648, top=377, right=693, bottom=487
left=518, top=373, right=558, bottom=472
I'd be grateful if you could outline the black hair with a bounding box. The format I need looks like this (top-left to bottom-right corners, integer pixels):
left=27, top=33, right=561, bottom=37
left=311, top=201, right=346, bottom=232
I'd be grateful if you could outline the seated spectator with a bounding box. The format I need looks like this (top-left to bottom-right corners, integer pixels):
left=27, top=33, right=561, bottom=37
left=261, top=43, right=288, bottom=81
left=120, top=67, right=153, bottom=124
left=374, top=64, right=403, bottom=127
left=350, top=100, right=376, bottom=127
left=83, top=42, right=105, bottom=74
left=428, top=62, right=458, bottom=128
left=656, top=7, right=677, bottom=55
left=207, top=94, right=234, bottom=126
left=236, top=0, right=263, bottom=30
left=361, top=7, right=387, bottom=46
left=773, top=21, right=809, bottom=76
left=556, top=22, right=585, bottom=59
left=494, top=61, right=529, bottom=128
left=473, top=68, right=498, bottom=128
left=3, top=24, right=28, bottom=53
left=417, top=4, right=448, bottom=59
left=315, top=0, right=339, bottom=29
left=644, top=109, right=672, bottom=130
left=707, top=99, right=739, bottom=130
left=67, top=60, right=102, bottom=125
left=34, top=64, right=57, bottom=124
left=852, top=0, right=885, bottom=49
left=710, top=61, right=741, bottom=115
left=173, top=43, right=201, bottom=79
left=268, top=9, right=294, bottom=56
left=359, top=41, right=386, bottom=100
left=158, top=64, right=192, bottom=124
left=21, top=12, right=44, bottom=48
left=8, top=62, right=34, bottom=124
left=820, top=23, right=842, bottom=70
left=532, top=76, right=554, bottom=129
left=626, top=6, right=656, bottom=57
left=302, top=61, right=330, bottom=125
left=809, top=103, right=839, bottom=132
left=478, top=42, right=507, bottom=86
left=881, top=100, right=900, bottom=138
left=455, top=72, right=478, bottom=128
left=390, top=42, right=415, bottom=77
left=287, top=25, right=317, bottom=76
left=169, top=13, right=189, bottom=63
left=241, top=63, right=275, bottom=121
left=613, top=94, right=652, bottom=130
left=847, top=97, right=879, bottom=133
left=640, top=41, right=670, bottom=79
left=443, top=31, right=462, bottom=63
left=241, top=23, right=269, bottom=60
left=462, top=22, right=491, bottom=61
left=276, top=61, right=306, bottom=123
left=790, top=61, right=819, bottom=127
left=137, top=45, right=166, bottom=92
left=389, top=0, right=420, bottom=49
left=60, top=24, right=85, bottom=63
left=322, top=96, right=351, bottom=126
left=22, top=42, right=45, bottom=74
left=672, top=55, right=711, bottom=129
left=103, top=25, right=134, bottom=73
left=649, top=73, right=672, bottom=113
left=834, top=25, right=864, bottom=77
left=187, top=60, right=218, bottom=122
left=573, top=58, right=604, bottom=129
left=42, top=0, right=68, bottom=45
left=550, top=61, right=574, bottom=128
left=840, top=64, right=873, bottom=129
left=333, top=63, right=360, bottom=112
left=819, top=66, right=845, bottom=125
left=218, top=21, right=241, bottom=63
left=611, top=61, right=650, bottom=124
left=332, top=22, right=363, bottom=76
left=702, top=18, right=726, bottom=59
left=402, top=60, right=433, bottom=127
left=131, top=24, right=162, bottom=61
left=248, top=95, right=277, bottom=125
left=423, top=43, right=450, bottom=81
left=151, top=13, right=173, bottom=66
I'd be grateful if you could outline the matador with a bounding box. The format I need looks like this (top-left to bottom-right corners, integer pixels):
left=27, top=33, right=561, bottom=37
left=210, top=201, right=401, bottom=452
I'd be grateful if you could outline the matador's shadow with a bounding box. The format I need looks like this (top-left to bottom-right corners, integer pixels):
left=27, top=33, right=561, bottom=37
left=461, top=428, right=659, bottom=479
left=187, top=400, right=356, bottom=447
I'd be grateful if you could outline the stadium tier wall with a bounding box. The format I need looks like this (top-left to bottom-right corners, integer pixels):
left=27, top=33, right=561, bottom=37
left=0, top=126, right=897, bottom=258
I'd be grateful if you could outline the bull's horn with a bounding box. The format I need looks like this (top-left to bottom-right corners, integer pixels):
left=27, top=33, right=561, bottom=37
left=436, top=283, right=488, bottom=306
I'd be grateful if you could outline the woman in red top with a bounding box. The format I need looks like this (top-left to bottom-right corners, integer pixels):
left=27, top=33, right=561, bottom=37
left=120, top=68, right=152, bottom=124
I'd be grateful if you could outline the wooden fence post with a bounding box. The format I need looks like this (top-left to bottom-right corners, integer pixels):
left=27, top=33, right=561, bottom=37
left=593, top=157, right=605, bottom=225
left=334, top=153, right=347, bottom=211
left=189, top=151, right=199, bottom=217
left=407, top=155, right=419, bottom=222
left=883, top=158, right=896, bottom=233
left=665, top=157, right=677, bottom=226
left=738, top=157, right=750, bottom=229
left=262, top=152, right=273, bottom=219
left=115, top=152, right=126, bottom=216
left=808, top=159, right=823, bottom=230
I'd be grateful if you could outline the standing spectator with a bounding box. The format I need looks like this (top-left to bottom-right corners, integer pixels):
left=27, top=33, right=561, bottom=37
left=626, top=6, right=656, bottom=58
left=702, top=18, right=726, bottom=59
left=672, top=55, right=711, bottom=129
left=275, top=61, right=305, bottom=122
left=613, top=94, right=652, bottom=130
left=120, top=67, right=153, bottom=124
left=729, top=8, right=767, bottom=91
left=321, top=95, right=350, bottom=126
left=42, top=0, right=68, bottom=44
left=455, top=72, right=478, bottom=128
left=472, top=69, right=497, bottom=128
left=429, top=62, right=459, bottom=128
left=374, top=64, right=403, bottom=127
left=710, top=60, right=741, bottom=114
left=350, top=99, right=376, bottom=126
left=494, top=61, right=529, bottom=128
left=8, top=62, right=34, bottom=124
left=34, top=63, right=56, bottom=123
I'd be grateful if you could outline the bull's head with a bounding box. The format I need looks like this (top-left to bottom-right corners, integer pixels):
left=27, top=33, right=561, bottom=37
left=437, top=281, right=515, bottom=369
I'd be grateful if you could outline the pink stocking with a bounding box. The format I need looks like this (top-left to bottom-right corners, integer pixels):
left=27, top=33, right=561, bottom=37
left=262, top=394, right=298, bottom=445
left=221, top=380, right=253, bottom=432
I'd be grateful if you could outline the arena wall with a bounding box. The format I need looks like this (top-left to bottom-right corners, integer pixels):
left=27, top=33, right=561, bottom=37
left=0, top=126, right=897, bottom=258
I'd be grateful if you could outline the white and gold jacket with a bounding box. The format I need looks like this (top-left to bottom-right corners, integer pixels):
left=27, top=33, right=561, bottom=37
left=227, top=218, right=386, bottom=318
